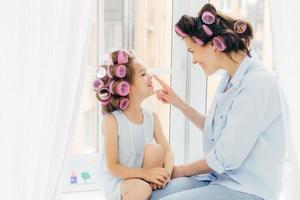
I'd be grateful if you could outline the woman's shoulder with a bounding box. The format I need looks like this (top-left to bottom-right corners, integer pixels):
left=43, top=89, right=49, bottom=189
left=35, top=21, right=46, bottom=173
left=242, top=65, right=278, bottom=92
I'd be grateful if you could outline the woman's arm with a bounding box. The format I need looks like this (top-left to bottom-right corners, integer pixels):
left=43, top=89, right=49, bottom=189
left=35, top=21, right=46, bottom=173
left=172, top=159, right=213, bottom=178
left=154, top=75, right=206, bottom=130
left=103, top=114, right=169, bottom=185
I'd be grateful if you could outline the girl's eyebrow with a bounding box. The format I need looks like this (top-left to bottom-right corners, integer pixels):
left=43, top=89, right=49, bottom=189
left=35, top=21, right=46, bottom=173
left=139, top=68, right=146, bottom=73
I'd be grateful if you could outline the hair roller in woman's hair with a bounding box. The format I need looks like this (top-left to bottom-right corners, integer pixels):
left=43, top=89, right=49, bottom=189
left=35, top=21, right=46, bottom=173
left=174, top=25, right=188, bottom=37
left=213, top=36, right=227, bottom=51
left=201, top=11, right=215, bottom=25
left=192, top=36, right=205, bottom=46
left=202, top=24, right=213, bottom=36
left=233, top=20, right=247, bottom=34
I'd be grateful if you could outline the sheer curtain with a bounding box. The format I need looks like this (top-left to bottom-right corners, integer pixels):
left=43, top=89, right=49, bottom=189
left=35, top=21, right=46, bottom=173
left=0, top=1, right=93, bottom=200
left=269, top=0, right=300, bottom=199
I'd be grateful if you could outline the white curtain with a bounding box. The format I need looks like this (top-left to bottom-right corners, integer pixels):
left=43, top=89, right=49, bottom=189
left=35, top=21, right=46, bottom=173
left=0, top=0, right=93, bottom=200
left=269, top=0, right=300, bottom=199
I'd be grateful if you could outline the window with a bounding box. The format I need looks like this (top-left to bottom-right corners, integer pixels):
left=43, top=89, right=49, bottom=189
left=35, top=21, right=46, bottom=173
left=63, top=0, right=173, bottom=192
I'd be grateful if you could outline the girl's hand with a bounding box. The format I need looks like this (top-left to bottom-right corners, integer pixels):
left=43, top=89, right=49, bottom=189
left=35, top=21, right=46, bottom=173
left=150, top=176, right=171, bottom=191
left=142, top=167, right=170, bottom=186
left=171, top=165, right=188, bottom=179
left=153, top=75, right=185, bottom=108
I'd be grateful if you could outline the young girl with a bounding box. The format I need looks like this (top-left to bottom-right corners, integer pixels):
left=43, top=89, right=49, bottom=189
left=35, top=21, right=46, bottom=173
left=93, top=49, right=174, bottom=200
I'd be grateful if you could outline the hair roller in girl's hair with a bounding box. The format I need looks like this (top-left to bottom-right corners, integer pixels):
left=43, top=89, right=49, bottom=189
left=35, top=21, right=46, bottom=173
left=107, top=64, right=127, bottom=78
left=119, top=97, right=129, bottom=110
left=109, top=80, right=130, bottom=96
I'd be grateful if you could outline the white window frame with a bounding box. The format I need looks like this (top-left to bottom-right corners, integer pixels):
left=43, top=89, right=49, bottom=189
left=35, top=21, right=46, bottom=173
left=63, top=0, right=210, bottom=193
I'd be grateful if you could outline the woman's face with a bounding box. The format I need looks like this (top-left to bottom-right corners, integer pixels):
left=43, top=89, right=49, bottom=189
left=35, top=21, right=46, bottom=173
left=184, top=37, right=220, bottom=76
left=130, top=60, right=155, bottom=98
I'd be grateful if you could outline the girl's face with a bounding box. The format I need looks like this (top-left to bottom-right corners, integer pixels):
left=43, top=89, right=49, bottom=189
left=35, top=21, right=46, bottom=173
left=184, top=37, right=220, bottom=76
left=130, top=60, right=155, bottom=98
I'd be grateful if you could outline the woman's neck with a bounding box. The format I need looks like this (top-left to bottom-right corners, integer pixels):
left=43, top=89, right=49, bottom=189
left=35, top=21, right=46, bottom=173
left=221, top=51, right=247, bottom=77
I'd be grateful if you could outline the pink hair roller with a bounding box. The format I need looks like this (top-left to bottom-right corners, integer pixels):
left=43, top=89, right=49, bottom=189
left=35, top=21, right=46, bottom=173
left=115, top=65, right=126, bottom=78
left=117, top=50, right=129, bottom=64
left=174, top=25, right=188, bottom=37
left=96, top=66, right=107, bottom=79
left=93, top=79, right=104, bottom=91
left=115, top=81, right=130, bottom=96
left=109, top=80, right=130, bottom=96
left=202, top=24, right=213, bottom=36
left=109, top=80, right=115, bottom=94
left=192, top=36, right=204, bottom=46
left=107, top=64, right=127, bottom=78
left=201, top=11, right=215, bottom=25
left=119, top=97, right=129, bottom=110
left=97, top=88, right=111, bottom=101
left=213, top=36, right=226, bottom=51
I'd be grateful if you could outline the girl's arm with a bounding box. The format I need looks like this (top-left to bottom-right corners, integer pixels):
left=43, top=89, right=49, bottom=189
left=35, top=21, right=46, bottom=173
left=103, top=114, right=169, bottom=185
left=153, top=113, right=174, bottom=175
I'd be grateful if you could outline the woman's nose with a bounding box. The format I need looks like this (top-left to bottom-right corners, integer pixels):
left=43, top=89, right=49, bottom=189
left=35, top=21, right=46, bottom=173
left=192, top=58, right=197, bottom=64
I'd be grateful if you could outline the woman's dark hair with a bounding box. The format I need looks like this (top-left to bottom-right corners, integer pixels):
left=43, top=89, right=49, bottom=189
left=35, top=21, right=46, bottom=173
left=175, top=3, right=254, bottom=56
left=95, top=50, right=135, bottom=114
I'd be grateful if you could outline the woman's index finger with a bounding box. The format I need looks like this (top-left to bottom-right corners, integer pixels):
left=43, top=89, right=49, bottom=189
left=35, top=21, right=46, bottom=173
left=153, top=75, right=171, bottom=90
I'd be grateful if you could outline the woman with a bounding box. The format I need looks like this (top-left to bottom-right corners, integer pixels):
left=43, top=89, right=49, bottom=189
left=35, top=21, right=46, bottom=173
left=149, top=3, right=285, bottom=200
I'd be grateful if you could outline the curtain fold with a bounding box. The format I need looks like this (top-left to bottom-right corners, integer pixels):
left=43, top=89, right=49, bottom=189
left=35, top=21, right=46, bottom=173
left=269, top=0, right=300, bottom=199
left=0, top=0, right=93, bottom=200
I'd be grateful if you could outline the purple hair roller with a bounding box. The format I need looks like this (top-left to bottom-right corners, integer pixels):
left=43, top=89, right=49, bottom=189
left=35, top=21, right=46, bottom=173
left=119, top=97, right=129, bottom=110
left=117, top=50, right=129, bottom=65
left=115, top=81, right=130, bottom=96
left=201, top=11, right=215, bottom=25
left=192, top=36, right=204, bottom=46
left=174, top=26, right=188, bottom=37
left=213, top=36, right=226, bottom=51
left=97, top=88, right=111, bottom=101
left=115, top=65, right=126, bottom=78
left=93, top=79, right=104, bottom=91
left=202, top=24, right=213, bottom=36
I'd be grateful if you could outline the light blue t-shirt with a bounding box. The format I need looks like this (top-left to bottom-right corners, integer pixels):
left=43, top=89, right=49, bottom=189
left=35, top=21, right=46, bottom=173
left=203, top=55, right=286, bottom=200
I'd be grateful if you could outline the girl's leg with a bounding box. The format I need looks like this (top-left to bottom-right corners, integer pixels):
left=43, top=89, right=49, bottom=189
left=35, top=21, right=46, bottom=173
left=120, top=144, right=164, bottom=200
left=158, top=184, right=263, bottom=200
left=120, top=179, right=152, bottom=200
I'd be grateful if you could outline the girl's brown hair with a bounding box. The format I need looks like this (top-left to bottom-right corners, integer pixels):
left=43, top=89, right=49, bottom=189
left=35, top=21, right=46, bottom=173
left=175, top=3, right=254, bottom=56
left=95, top=50, right=135, bottom=114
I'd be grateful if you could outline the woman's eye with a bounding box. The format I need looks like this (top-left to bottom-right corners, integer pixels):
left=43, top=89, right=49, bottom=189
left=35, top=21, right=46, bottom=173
left=141, top=73, right=146, bottom=76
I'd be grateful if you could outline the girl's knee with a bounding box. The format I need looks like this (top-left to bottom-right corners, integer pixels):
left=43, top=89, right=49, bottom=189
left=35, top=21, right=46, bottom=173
left=121, top=179, right=152, bottom=200
left=143, top=144, right=164, bottom=165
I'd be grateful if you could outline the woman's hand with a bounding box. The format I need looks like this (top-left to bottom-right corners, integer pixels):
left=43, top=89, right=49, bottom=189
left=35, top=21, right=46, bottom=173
left=142, top=167, right=170, bottom=186
left=171, top=165, right=189, bottom=179
left=153, top=75, right=185, bottom=108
